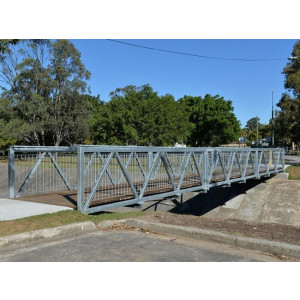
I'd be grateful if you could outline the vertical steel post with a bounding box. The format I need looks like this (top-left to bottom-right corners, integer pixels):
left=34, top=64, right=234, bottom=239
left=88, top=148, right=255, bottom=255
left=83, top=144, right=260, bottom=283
left=282, top=149, right=285, bottom=171
left=148, top=151, right=153, bottom=173
left=77, top=145, right=85, bottom=212
left=255, top=150, right=259, bottom=178
left=203, top=150, right=208, bottom=189
left=8, top=146, right=15, bottom=198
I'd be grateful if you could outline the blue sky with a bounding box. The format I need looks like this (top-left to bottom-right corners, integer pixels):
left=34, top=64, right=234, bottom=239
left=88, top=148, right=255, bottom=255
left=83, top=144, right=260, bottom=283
left=71, top=39, right=297, bottom=127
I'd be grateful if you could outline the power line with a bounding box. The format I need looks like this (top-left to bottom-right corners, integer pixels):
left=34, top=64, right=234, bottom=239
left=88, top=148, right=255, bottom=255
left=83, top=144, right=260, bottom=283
left=106, top=39, right=286, bottom=62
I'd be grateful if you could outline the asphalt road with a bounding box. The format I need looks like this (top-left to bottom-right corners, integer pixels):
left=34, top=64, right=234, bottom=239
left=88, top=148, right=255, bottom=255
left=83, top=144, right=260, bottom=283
left=285, top=154, right=300, bottom=166
left=0, top=229, right=283, bottom=262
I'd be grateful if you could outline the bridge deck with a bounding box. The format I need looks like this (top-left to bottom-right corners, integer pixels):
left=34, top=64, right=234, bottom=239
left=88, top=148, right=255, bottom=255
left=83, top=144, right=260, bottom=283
left=17, top=169, right=271, bottom=209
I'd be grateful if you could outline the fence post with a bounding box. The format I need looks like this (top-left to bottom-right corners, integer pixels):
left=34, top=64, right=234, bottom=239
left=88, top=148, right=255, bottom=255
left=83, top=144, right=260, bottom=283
left=77, top=145, right=85, bottom=212
left=8, top=146, right=15, bottom=198
left=148, top=151, right=153, bottom=173
left=203, top=150, right=208, bottom=189
left=282, top=149, right=285, bottom=171
left=255, top=150, right=259, bottom=178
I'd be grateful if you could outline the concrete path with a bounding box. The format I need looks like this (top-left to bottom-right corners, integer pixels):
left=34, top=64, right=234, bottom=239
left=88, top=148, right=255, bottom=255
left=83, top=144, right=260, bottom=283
left=202, top=174, right=300, bottom=226
left=0, top=198, right=72, bottom=221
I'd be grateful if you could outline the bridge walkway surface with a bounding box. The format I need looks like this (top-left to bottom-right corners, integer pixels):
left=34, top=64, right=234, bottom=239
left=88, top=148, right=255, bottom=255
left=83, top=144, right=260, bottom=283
left=8, top=145, right=285, bottom=214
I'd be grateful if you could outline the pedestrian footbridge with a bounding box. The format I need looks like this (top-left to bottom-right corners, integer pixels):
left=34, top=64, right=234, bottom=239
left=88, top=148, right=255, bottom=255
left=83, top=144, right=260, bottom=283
left=8, top=145, right=285, bottom=214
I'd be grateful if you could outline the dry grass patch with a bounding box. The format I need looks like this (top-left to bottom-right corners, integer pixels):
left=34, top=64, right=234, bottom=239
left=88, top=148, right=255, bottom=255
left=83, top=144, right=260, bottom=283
left=0, top=210, right=147, bottom=237
left=286, top=166, right=300, bottom=180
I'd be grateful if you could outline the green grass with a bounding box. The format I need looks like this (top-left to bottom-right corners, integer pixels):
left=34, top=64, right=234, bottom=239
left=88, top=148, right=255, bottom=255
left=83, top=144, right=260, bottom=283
left=0, top=210, right=147, bottom=237
left=285, top=166, right=300, bottom=180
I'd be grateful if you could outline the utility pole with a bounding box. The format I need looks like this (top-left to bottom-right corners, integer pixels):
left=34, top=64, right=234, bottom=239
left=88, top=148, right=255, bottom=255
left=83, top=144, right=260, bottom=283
left=256, top=116, right=258, bottom=141
left=272, top=90, right=275, bottom=147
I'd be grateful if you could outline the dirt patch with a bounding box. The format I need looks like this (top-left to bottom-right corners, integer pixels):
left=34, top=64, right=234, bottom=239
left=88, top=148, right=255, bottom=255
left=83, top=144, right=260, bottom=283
left=134, top=211, right=300, bottom=245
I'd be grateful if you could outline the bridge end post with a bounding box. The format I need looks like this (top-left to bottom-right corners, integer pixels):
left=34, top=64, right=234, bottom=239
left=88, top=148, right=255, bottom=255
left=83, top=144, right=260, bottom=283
left=77, top=145, right=85, bottom=213
left=255, top=150, right=260, bottom=179
left=203, top=150, right=209, bottom=190
left=282, top=149, right=285, bottom=172
left=8, top=146, right=15, bottom=198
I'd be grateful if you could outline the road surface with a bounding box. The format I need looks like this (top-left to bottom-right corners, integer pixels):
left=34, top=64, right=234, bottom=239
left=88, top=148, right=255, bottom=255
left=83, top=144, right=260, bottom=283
left=0, top=229, right=289, bottom=262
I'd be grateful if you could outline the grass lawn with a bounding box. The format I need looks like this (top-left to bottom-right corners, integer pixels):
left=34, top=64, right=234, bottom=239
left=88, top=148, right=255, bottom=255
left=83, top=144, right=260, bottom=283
left=0, top=210, right=147, bottom=237
left=285, top=166, right=300, bottom=180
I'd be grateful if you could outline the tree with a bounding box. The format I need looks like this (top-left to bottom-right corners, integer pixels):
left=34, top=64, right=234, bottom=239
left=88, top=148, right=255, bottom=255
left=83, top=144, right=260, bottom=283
left=275, top=93, right=300, bottom=146
left=179, top=94, right=240, bottom=146
left=283, top=40, right=300, bottom=97
left=10, top=40, right=52, bottom=145
left=0, top=39, right=91, bottom=146
left=259, top=123, right=271, bottom=140
left=0, top=39, right=19, bottom=54
left=275, top=40, right=300, bottom=148
left=85, top=94, right=106, bottom=144
left=48, top=39, right=91, bottom=146
left=245, top=117, right=260, bottom=132
left=95, top=84, right=190, bottom=146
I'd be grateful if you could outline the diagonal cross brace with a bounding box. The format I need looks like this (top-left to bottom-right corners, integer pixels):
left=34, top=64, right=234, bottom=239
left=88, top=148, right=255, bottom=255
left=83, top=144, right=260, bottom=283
left=17, top=152, right=47, bottom=197
left=225, top=151, right=236, bottom=182
left=84, top=152, right=115, bottom=210
left=165, top=153, right=175, bottom=177
left=242, top=151, right=251, bottom=177
left=48, top=152, right=72, bottom=190
left=208, top=151, right=218, bottom=184
left=191, top=152, right=203, bottom=184
left=115, top=152, right=138, bottom=198
left=134, top=153, right=146, bottom=179
left=274, top=150, right=281, bottom=171
left=84, top=152, right=97, bottom=176
left=235, top=151, right=243, bottom=177
left=160, top=152, right=177, bottom=191
left=218, top=151, right=227, bottom=180
left=176, top=152, right=192, bottom=191
left=257, top=151, right=264, bottom=174
left=138, top=152, right=160, bottom=200
left=115, top=152, right=133, bottom=184
left=98, top=153, right=115, bottom=185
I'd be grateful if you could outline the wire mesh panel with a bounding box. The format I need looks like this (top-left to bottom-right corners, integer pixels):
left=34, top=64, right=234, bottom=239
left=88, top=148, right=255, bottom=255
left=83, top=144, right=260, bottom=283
left=13, top=151, right=77, bottom=196
left=84, top=152, right=138, bottom=206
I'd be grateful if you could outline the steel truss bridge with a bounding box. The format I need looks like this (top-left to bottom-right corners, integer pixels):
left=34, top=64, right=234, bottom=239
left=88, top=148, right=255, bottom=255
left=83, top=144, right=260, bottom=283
left=8, top=145, right=285, bottom=214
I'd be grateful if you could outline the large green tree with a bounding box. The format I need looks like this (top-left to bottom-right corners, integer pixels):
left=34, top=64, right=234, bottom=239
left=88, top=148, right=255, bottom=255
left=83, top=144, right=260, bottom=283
left=283, top=40, right=300, bottom=97
left=91, top=84, right=190, bottom=146
left=275, top=94, right=300, bottom=146
left=275, top=40, right=300, bottom=147
left=179, top=94, right=240, bottom=146
left=48, top=39, right=91, bottom=146
left=0, top=39, right=91, bottom=147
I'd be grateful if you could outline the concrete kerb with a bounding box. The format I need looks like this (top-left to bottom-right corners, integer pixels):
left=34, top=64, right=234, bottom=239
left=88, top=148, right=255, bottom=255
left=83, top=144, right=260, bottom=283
left=0, top=221, right=97, bottom=252
left=102, top=218, right=300, bottom=259
left=1, top=218, right=299, bottom=259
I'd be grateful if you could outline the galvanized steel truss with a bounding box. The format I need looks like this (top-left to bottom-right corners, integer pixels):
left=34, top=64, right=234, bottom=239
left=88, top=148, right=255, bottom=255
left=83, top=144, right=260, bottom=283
left=8, top=145, right=285, bottom=214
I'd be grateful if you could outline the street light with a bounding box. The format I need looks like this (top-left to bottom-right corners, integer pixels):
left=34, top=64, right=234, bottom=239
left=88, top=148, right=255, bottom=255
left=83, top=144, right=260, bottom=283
left=271, top=90, right=274, bottom=147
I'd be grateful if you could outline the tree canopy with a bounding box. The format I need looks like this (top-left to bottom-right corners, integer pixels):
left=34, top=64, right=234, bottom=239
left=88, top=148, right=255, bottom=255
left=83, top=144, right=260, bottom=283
left=89, top=85, right=190, bottom=146
left=0, top=39, right=243, bottom=150
left=179, top=94, right=240, bottom=146
left=275, top=40, right=300, bottom=147
left=0, top=39, right=91, bottom=147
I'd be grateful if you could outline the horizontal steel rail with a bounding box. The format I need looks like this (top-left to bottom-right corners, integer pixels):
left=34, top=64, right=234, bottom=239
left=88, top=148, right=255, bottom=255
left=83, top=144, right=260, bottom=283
left=8, top=145, right=285, bottom=214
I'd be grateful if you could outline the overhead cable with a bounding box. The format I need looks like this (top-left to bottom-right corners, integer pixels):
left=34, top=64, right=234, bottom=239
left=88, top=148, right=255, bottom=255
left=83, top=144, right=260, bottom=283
left=106, top=39, right=286, bottom=62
